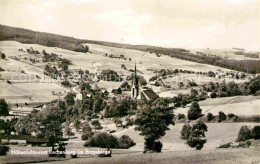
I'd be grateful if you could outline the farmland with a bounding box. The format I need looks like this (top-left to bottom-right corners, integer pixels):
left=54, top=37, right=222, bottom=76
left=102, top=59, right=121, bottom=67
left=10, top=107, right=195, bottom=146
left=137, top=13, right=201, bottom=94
left=0, top=40, right=260, bottom=163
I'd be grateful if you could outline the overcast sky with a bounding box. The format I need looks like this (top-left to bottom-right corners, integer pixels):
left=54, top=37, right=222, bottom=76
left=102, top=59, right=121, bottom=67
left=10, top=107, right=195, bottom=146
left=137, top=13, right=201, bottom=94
left=1, top=0, right=259, bottom=50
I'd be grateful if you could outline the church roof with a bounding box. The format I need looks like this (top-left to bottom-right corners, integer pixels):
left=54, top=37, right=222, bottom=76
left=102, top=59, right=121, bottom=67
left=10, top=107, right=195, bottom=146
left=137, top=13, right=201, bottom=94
left=141, top=89, right=158, bottom=100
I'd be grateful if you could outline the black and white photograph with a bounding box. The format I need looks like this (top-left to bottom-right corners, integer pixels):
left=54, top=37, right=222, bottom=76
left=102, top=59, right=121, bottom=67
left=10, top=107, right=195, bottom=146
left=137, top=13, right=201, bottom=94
left=0, top=0, right=260, bottom=163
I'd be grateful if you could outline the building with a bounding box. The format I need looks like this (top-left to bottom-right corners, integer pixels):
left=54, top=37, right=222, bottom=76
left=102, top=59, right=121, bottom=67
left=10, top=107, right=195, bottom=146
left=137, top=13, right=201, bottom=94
left=131, top=64, right=158, bottom=101
left=131, top=63, right=139, bottom=99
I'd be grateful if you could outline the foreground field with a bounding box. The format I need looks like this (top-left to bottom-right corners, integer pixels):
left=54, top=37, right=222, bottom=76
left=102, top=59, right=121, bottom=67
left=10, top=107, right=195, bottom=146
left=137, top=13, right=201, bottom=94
left=59, top=146, right=260, bottom=164
left=1, top=122, right=260, bottom=164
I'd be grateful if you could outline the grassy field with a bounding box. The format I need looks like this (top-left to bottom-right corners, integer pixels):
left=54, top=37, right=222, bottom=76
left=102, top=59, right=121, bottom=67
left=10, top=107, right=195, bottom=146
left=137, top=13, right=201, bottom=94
left=1, top=122, right=260, bottom=164
left=175, top=98, right=260, bottom=116
left=1, top=40, right=242, bottom=105
left=188, top=48, right=260, bottom=60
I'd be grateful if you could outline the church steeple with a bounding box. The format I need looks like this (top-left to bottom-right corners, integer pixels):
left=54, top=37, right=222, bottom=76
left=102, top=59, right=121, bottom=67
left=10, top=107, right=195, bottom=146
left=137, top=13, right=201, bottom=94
left=131, top=63, right=139, bottom=99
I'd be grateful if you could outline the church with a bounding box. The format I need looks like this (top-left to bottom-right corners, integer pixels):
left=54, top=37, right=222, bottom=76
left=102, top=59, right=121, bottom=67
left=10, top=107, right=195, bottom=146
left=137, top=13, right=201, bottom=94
left=131, top=63, right=158, bottom=101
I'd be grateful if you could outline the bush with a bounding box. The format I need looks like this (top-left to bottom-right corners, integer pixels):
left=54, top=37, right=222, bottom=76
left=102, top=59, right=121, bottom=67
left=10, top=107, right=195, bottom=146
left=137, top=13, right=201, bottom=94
left=178, top=113, right=185, bottom=120
left=61, top=80, right=70, bottom=87
left=227, top=113, right=236, bottom=119
left=0, top=145, right=10, bottom=156
left=125, top=117, right=134, bottom=127
left=207, top=113, right=214, bottom=121
left=118, top=135, right=136, bottom=149
left=1, top=53, right=6, bottom=59
left=210, top=91, right=217, bottom=98
left=91, top=113, right=99, bottom=119
left=84, top=132, right=118, bottom=148
left=238, top=140, right=251, bottom=148
left=91, top=120, right=102, bottom=129
left=187, top=102, right=202, bottom=120
left=251, top=126, right=260, bottom=139
left=237, top=125, right=253, bottom=142
left=181, top=124, right=192, bottom=140
left=81, top=123, right=94, bottom=140
left=81, top=133, right=93, bottom=140
left=218, top=111, right=226, bottom=122
left=113, top=118, right=122, bottom=127
left=218, top=142, right=231, bottom=149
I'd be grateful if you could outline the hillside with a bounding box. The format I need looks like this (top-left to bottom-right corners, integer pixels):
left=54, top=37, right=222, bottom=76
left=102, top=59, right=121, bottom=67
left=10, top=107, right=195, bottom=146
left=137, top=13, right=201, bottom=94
left=1, top=24, right=260, bottom=73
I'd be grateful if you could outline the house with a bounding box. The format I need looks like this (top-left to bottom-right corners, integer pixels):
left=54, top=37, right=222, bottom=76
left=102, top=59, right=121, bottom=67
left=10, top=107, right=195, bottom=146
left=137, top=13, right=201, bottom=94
left=75, top=93, right=83, bottom=100
left=6, top=135, right=49, bottom=146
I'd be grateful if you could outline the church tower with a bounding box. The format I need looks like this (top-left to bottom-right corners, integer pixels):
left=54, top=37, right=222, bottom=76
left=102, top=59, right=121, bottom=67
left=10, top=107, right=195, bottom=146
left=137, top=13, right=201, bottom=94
left=131, top=63, right=139, bottom=99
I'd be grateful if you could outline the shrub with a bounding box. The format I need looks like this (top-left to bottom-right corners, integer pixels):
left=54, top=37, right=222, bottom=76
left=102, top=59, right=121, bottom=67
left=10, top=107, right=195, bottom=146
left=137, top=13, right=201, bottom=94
left=237, top=125, right=253, bottom=142
left=81, top=133, right=93, bottom=140
left=218, top=142, right=231, bottom=149
left=238, top=140, right=251, bottom=148
left=210, top=91, right=217, bottom=98
left=91, top=120, right=102, bottom=129
left=0, top=145, right=10, bottom=155
left=181, top=124, right=192, bottom=140
left=118, top=135, right=136, bottom=149
left=187, top=102, right=202, bottom=120
left=207, top=113, right=214, bottom=121
left=81, top=123, right=94, bottom=140
left=251, top=126, right=260, bottom=139
left=91, top=113, right=99, bottom=119
left=113, top=118, right=122, bottom=127
left=125, top=117, right=134, bottom=127
left=178, top=114, right=185, bottom=120
left=218, top=111, right=226, bottom=122
left=61, top=80, right=70, bottom=87
left=84, top=132, right=118, bottom=148
left=1, top=53, right=6, bottom=59
left=227, top=113, right=236, bottom=119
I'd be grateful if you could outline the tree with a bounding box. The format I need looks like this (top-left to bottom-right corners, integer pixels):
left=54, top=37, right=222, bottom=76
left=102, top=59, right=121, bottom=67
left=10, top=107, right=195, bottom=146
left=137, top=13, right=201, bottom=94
left=61, top=80, right=71, bottom=87
left=237, top=125, right=252, bottom=142
left=181, top=121, right=208, bottom=150
left=64, top=92, right=75, bottom=106
left=207, top=113, right=214, bottom=121
left=190, top=88, right=198, bottom=100
left=118, top=135, right=136, bottom=149
left=178, top=113, right=185, bottom=120
left=210, top=91, right=217, bottom=98
left=218, top=111, right=226, bottom=122
left=0, top=99, right=9, bottom=116
left=181, top=124, right=192, bottom=140
left=60, top=63, right=68, bottom=71
left=187, top=101, right=202, bottom=120
left=178, top=82, right=184, bottom=89
left=135, top=98, right=174, bottom=152
left=252, top=126, right=260, bottom=139
left=248, top=75, right=260, bottom=95
left=1, top=53, right=6, bottom=59
left=81, top=123, right=93, bottom=140
left=15, top=103, right=66, bottom=152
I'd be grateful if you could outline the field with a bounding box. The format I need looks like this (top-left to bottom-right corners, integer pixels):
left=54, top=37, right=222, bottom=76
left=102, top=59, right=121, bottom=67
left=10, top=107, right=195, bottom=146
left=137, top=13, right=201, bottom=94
left=1, top=122, right=260, bottom=163
left=175, top=96, right=260, bottom=116
left=188, top=48, right=260, bottom=60
left=1, top=40, right=241, bottom=105
left=1, top=41, right=260, bottom=163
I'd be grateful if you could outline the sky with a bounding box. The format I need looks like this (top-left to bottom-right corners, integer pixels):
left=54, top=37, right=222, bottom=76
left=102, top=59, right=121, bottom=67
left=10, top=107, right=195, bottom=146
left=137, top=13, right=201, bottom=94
left=0, top=0, right=260, bottom=51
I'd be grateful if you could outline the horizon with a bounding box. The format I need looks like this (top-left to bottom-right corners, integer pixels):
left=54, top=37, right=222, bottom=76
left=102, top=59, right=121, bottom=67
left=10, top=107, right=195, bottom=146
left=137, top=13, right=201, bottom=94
left=1, top=0, right=260, bottom=51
